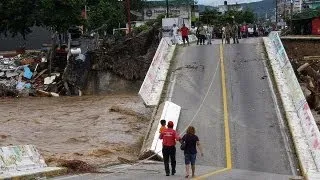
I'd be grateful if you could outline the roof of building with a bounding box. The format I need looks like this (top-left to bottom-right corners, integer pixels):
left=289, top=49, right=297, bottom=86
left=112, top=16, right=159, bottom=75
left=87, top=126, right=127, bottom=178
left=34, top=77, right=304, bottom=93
left=293, top=9, right=320, bottom=20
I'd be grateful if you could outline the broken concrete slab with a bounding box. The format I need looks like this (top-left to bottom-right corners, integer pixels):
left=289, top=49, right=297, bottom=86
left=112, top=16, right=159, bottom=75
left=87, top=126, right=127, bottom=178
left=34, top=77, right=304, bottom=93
left=6, top=71, right=19, bottom=78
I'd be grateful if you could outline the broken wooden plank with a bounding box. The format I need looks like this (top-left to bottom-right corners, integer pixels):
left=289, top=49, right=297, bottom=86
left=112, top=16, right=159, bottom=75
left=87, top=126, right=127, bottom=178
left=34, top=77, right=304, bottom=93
left=31, top=69, right=47, bottom=83
left=303, top=56, right=320, bottom=61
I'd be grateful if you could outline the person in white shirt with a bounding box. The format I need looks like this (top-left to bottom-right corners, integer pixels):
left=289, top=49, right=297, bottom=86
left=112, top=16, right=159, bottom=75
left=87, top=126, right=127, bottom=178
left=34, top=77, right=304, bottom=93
left=206, top=25, right=213, bottom=45
left=222, top=26, right=226, bottom=44
left=171, top=24, right=179, bottom=44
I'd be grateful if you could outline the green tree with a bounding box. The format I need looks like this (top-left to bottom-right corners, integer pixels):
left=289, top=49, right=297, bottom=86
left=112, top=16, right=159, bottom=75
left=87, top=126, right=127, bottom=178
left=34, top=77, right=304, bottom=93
left=241, top=9, right=256, bottom=24
left=0, top=0, right=85, bottom=38
left=38, top=0, right=84, bottom=33
left=201, top=9, right=256, bottom=26
left=87, top=0, right=125, bottom=34
left=201, top=9, right=220, bottom=25
left=0, top=0, right=40, bottom=39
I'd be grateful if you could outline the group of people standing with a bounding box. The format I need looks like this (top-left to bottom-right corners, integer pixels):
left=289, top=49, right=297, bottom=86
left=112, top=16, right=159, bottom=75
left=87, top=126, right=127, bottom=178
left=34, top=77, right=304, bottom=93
left=159, top=120, right=203, bottom=178
left=171, top=23, right=214, bottom=46
left=171, top=24, right=190, bottom=46
left=222, top=22, right=240, bottom=44
left=195, top=24, right=213, bottom=45
left=171, top=22, right=243, bottom=46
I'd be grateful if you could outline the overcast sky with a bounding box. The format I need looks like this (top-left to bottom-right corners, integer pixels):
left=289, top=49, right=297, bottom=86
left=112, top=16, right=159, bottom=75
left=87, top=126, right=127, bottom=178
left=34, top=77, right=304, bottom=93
left=197, top=0, right=261, bottom=6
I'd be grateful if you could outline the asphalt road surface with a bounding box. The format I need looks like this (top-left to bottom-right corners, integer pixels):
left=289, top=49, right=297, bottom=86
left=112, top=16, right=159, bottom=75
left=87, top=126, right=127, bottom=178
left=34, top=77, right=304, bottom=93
left=54, top=38, right=301, bottom=180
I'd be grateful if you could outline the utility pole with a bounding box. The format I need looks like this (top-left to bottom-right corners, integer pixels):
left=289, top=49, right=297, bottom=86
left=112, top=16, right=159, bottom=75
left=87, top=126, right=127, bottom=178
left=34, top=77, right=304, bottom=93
left=126, top=0, right=131, bottom=34
left=276, top=0, right=278, bottom=26
left=291, top=0, right=293, bottom=32
left=166, top=0, right=169, bottom=18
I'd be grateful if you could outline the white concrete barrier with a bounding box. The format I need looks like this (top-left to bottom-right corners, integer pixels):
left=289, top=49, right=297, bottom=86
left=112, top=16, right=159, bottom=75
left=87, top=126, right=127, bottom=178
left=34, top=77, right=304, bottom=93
left=175, top=34, right=198, bottom=45
left=150, top=101, right=181, bottom=159
left=149, top=101, right=181, bottom=158
left=0, top=145, right=65, bottom=179
left=264, top=32, right=320, bottom=179
left=139, top=38, right=176, bottom=107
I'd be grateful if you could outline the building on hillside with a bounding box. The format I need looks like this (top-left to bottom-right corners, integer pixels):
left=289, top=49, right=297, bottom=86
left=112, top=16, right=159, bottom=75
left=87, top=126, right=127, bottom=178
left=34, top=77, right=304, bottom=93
left=292, top=9, right=320, bottom=35
left=217, top=1, right=243, bottom=14
left=293, top=0, right=302, bottom=12
left=276, top=0, right=304, bottom=28
left=302, top=0, right=320, bottom=9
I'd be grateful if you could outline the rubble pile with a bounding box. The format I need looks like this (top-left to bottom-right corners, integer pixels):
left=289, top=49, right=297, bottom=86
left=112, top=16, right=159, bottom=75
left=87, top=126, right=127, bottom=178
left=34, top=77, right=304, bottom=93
left=0, top=52, right=49, bottom=97
left=292, top=59, right=320, bottom=112
left=0, top=50, right=86, bottom=97
left=94, top=25, right=160, bottom=80
left=283, top=40, right=320, bottom=116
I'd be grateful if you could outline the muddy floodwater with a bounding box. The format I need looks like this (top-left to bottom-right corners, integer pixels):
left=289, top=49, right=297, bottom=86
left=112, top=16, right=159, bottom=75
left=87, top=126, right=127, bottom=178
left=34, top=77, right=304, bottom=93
left=0, top=94, right=152, bottom=168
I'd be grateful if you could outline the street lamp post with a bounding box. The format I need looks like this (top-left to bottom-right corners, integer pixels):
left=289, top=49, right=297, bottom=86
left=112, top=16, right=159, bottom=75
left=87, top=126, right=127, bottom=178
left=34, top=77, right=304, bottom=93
left=166, top=0, right=169, bottom=18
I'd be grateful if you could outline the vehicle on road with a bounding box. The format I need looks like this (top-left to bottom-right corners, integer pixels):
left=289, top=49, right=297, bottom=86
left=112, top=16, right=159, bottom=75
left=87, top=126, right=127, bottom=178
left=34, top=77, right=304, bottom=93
left=248, top=26, right=255, bottom=37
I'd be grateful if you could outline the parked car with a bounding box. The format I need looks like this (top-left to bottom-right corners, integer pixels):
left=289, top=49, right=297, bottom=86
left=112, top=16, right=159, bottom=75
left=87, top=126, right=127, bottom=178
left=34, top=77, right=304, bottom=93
left=248, top=26, right=255, bottom=37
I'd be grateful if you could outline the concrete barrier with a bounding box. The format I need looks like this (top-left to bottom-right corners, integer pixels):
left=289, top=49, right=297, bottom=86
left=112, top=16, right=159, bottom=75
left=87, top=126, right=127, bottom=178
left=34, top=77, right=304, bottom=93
left=175, top=34, right=198, bottom=45
left=0, top=145, right=66, bottom=179
left=264, top=32, right=320, bottom=179
left=139, top=38, right=176, bottom=107
left=140, top=101, right=181, bottom=159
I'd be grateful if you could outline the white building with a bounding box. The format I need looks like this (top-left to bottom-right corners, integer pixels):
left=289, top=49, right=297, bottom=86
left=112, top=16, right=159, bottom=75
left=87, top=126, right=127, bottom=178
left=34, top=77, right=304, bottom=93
left=143, top=6, right=191, bottom=21
left=217, top=2, right=243, bottom=14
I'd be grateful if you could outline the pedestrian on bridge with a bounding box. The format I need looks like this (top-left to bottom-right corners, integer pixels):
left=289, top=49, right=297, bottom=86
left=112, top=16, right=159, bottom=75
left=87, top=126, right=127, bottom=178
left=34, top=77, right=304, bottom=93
left=181, top=126, right=203, bottom=178
left=159, top=119, right=166, bottom=133
left=180, top=24, right=190, bottom=46
left=160, top=121, right=180, bottom=176
left=225, top=23, right=232, bottom=44
left=222, top=26, right=226, bottom=44
left=171, top=24, right=179, bottom=45
left=232, top=22, right=239, bottom=44
left=196, top=24, right=206, bottom=45
left=206, top=25, right=213, bottom=45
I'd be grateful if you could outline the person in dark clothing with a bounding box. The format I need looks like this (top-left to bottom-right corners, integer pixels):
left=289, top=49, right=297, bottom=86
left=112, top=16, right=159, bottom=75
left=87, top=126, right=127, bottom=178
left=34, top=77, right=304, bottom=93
left=196, top=24, right=201, bottom=45
left=181, top=126, right=203, bottom=178
left=160, top=121, right=180, bottom=176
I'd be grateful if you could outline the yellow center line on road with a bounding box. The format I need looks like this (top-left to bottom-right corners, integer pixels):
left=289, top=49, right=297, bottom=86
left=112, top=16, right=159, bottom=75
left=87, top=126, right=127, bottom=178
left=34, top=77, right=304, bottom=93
left=194, top=44, right=232, bottom=179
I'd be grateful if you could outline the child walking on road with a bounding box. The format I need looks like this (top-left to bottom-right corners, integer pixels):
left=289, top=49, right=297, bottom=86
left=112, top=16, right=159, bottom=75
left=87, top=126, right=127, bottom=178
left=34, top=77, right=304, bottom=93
left=159, top=119, right=166, bottom=133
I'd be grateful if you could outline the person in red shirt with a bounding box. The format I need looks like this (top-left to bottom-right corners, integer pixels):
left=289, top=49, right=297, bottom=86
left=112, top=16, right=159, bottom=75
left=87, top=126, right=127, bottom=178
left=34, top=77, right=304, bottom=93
left=180, top=24, right=189, bottom=46
left=160, top=121, right=180, bottom=176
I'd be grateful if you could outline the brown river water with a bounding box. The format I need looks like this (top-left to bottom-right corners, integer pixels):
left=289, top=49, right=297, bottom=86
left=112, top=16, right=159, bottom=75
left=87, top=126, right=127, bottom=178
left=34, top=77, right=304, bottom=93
left=0, top=93, right=152, bottom=168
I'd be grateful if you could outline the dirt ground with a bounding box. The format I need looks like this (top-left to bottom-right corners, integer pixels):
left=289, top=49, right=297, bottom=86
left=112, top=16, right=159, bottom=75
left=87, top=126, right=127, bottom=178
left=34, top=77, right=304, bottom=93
left=282, top=39, right=320, bottom=126
left=0, top=93, right=152, bottom=169
left=282, top=39, right=320, bottom=60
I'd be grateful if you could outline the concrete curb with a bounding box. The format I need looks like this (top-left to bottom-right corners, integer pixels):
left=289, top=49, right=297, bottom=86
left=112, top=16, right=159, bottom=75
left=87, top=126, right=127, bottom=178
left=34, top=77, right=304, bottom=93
left=149, top=101, right=181, bottom=159
left=263, top=34, right=320, bottom=179
left=0, top=167, right=67, bottom=180
left=281, top=36, right=320, bottom=40
left=0, top=145, right=67, bottom=179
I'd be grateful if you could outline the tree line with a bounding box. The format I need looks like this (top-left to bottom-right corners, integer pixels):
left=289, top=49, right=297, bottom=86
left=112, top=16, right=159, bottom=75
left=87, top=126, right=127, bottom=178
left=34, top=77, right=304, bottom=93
left=0, top=0, right=142, bottom=39
left=200, top=8, right=256, bottom=27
